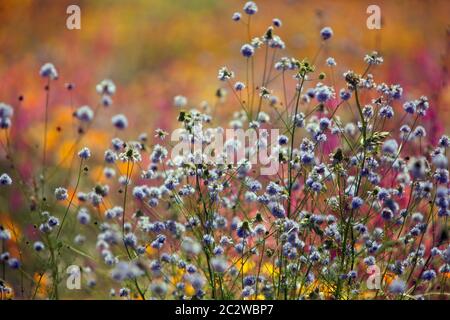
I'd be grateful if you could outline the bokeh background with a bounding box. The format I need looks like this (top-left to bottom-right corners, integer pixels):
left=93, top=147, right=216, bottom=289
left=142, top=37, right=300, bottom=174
left=0, top=0, right=448, bottom=136
left=0, top=0, right=449, bottom=298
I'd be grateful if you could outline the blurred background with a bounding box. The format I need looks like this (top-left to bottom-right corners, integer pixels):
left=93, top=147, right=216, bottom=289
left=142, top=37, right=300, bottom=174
left=0, top=0, right=448, bottom=136
left=0, top=0, right=449, bottom=298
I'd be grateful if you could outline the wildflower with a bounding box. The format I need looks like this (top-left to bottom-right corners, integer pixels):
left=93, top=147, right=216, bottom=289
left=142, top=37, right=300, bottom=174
left=48, top=216, right=59, bottom=227
left=78, top=147, right=91, bottom=159
left=96, top=79, right=116, bottom=96
left=403, top=101, right=416, bottom=114
left=150, top=144, right=168, bottom=163
left=33, top=241, right=45, bottom=252
left=315, top=84, right=335, bottom=103
left=272, top=18, right=282, bottom=27
left=101, top=95, right=113, bottom=107
left=211, top=257, right=228, bottom=273
left=181, top=237, right=201, bottom=255
left=351, top=197, right=364, bottom=209
left=434, top=169, right=449, bottom=184
left=234, top=82, right=246, bottom=91
left=278, top=135, right=288, bottom=145
left=382, top=139, right=398, bottom=155
left=268, top=202, right=286, bottom=218
left=319, top=117, right=331, bottom=131
left=0, top=103, right=13, bottom=129
left=8, top=258, right=20, bottom=269
left=232, top=12, right=241, bottom=21
left=119, top=288, right=130, bottom=297
left=150, top=282, right=168, bottom=297
left=381, top=208, right=394, bottom=220
left=173, top=95, right=187, bottom=108
left=111, top=114, right=128, bottom=130
left=243, top=1, right=258, bottom=15
left=416, top=96, right=429, bottom=116
left=413, top=126, right=426, bottom=138
left=0, top=252, right=10, bottom=261
left=54, top=187, right=68, bottom=201
left=77, top=208, right=91, bottom=225
left=74, top=105, right=94, bottom=122
left=389, top=279, right=406, bottom=294
left=438, top=135, right=450, bottom=148
left=432, top=154, right=448, bottom=169
left=240, top=44, right=255, bottom=58
left=0, top=103, right=13, bottom=119
left=237, top=221, right=252, bottom=238
left=123, top=233, right=138, bottom=248
left=408, top=157, right=429, bottom=180
left=104, top=149, right=118, bottom=163
left=326, top=57, right=336, bottom=66
left=0, top=228, right=11, bottom=240
left=293, top=113, right=305, bottom=127
left=39, top=63, right=58, bottom=79
left=111, top=137, right=125, bottom=151
left=421, top=269, right=436, bottom=281
left=320, top=27, right=333, bottom=40
left=218, top=67, right=234, bottom=81
left=379, top=105, right=394, bottom=119
left=256, top=111, right=270, bottom=123
left=364, top=51, right=383, bottom=65
left=0, top=173, right=12, bottom=186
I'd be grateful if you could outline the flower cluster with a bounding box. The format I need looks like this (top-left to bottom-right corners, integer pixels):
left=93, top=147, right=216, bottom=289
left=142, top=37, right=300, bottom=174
left=0, top=2, right=448, bottom=301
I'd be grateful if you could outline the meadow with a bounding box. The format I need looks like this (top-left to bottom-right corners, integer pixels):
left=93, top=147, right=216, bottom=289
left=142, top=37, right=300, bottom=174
left=0, top=0, right=449, bottom=300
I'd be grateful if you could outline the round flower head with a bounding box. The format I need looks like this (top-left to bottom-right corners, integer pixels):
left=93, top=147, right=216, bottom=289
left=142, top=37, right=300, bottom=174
left=55, top=187, right=68, bottom=201
left=33, top=241, right=45, bottom=252
left=211, top=257, right=228, bottom=273
left=74, top=105, right=94, bottom=122
left=96, top=79, right=116, bottom=96
left=421, top=269, right=436, bottom=281
left=0, top=173, right=12, bottom=186
left=339, top=89, right=351, bottom=101
left=272, top=18, right=282, bottom=27
left=48, top=216, right=59, bottom=227
left=389, top=279, right=406, bottom=294
left=150, top=282, right=168, bottom=296
left=268, top=201, right=286, bottom=218
left=438, top=135, right=450, bottom=148
left=278, top=135, right=288, bottom=145
left=173, top=95, right=187, bottom=108
left=101, top=95, right=113, bottom=107
left=77, top=208, right=91, bottom=225
left=351, top=197, right=364, bottom=209
left=0, top=103, right=13, bottom=119
left=232, top=12, right=241, bottom=21
left=111, top=114, right=128, bottom=130
left=403, top=101, right=416, bottom=114
left=243, top=1, right=258, bottom=15
left=240, top=44, right=255, bottom=58
left=326, top=57, right=336, bottom=66
left=8, top=258, right=20, bottom=269
left=0, top=116, right=11, bottom=129
left=218, top=67, right=234, bottom=81
left=234, top=82, right=246, bottom=91
left=78, top=147, right=91, bottom=159
left=40, top=62, right=58, bottom=80
left=315, top=85, right=335, bottom=103
left=382, top=139, right=398, bottom=155
left=320, top=27, right=333, bottom=40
